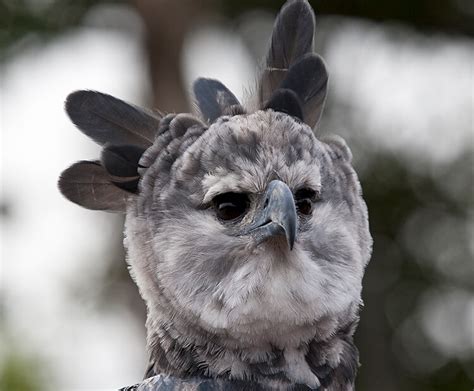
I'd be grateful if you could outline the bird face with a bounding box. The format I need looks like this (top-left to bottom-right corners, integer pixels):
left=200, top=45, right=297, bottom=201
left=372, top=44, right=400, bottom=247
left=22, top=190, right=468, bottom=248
left=125, top=110, right=371, bottom=341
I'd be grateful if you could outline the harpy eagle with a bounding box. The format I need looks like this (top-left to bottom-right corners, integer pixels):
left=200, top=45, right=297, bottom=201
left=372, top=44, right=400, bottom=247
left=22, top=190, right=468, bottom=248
left=58, top=0, right=372, bottom=390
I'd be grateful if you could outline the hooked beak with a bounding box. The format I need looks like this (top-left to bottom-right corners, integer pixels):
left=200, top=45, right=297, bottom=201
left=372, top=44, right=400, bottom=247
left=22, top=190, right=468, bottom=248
left=243, top=180, right=297, bottom=250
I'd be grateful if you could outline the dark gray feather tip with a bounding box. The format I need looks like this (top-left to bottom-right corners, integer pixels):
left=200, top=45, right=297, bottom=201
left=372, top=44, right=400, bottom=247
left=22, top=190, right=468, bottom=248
left=259, top=0, right=315, bottom=104
left=267, top=0, right=315, bottom=69
left=193, top=78, right=241, bottom=123
left=58, top=160, right=131, bottom=212
left=101, top=145, right=145, bottom=193
left=280, top=53, right=328, bottom=128
left=65, top=90, right=160, bottom=148
left=264, top=88, right=304, bottom=121
left=101, top=144, right=145, bottom=178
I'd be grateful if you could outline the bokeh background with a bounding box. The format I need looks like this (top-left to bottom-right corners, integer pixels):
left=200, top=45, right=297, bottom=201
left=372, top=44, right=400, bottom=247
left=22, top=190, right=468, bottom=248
left=1, top=0, right=473, bottom=390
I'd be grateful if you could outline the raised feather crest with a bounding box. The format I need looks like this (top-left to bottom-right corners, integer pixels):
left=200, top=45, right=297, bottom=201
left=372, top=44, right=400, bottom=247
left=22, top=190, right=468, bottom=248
left=59, top=0, right=328, bottom=212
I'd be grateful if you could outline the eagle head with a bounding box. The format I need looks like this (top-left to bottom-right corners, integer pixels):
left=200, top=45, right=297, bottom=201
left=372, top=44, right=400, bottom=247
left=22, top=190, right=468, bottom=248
left=59, top=1, right=372, bottom=389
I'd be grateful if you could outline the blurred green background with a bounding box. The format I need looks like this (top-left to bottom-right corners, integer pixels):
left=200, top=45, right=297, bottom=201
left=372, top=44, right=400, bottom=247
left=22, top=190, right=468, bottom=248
left=1, top=1, right=473, bottom=390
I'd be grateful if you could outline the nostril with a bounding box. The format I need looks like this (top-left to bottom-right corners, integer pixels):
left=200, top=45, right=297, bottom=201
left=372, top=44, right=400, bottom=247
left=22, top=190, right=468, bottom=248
left=257, top=219, right=272, bottom=229
left=264, top=198, right=269, bottom=208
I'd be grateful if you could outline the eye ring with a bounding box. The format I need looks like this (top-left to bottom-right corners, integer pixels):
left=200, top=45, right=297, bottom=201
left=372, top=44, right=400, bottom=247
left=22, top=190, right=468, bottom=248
left=296, top=199, right=313, bottom=215
left=294, top=188, right=321, bottom=216
left=212, top=192, right=250, bottom=221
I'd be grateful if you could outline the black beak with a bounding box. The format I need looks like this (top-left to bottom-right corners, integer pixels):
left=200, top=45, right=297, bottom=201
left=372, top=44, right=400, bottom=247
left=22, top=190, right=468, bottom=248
left=243, top=180, right=297, bottom=250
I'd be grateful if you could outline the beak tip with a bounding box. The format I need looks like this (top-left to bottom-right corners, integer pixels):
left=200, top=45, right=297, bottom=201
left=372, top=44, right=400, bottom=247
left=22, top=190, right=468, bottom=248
left=288, top=237, right=295, bottom=251
left=286, top=223, right=296, bottom=251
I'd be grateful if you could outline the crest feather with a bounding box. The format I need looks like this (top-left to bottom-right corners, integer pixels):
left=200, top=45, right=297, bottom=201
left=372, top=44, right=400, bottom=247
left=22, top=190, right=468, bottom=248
left=65, top=90, right=160, bottom=148
left=257, top=0, right=328, bottom=130
left=259, top=0, right=315, bottom=105
left=279, top=53, right=328, bottom=128
left=193, top=78, right=241, bottom=123
left=58, top=160, right=132, bottom=212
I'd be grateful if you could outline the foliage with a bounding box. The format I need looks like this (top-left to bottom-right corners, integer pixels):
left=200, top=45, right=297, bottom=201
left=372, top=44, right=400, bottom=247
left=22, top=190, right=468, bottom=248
left=0, top=0, right=125, bottom=55
left=0, top=340, right=47, bottom=391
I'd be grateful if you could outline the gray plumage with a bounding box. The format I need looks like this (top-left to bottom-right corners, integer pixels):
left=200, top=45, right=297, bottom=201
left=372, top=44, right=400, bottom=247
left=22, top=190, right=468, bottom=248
left=121, top=374, right=276, bottom=391
left=65, top=90, right=160, bottom=148
left=193, top=78, right=243, bottom=123
left=59, top=160, right=130, bottom=212
left=58, top=1, right=372, bottom=390
left=259, top=0, right=316, bottom=105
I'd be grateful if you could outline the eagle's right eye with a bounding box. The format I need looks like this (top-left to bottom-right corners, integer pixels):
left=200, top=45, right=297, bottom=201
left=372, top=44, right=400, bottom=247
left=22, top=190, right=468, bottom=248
left=213, top=193, right=249, bottom=221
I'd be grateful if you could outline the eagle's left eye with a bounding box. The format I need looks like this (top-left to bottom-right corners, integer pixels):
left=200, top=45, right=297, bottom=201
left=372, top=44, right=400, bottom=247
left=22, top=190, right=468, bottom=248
left=213, top=193, right=249, bottom=221
left=294, top=188, right=320, bottom=216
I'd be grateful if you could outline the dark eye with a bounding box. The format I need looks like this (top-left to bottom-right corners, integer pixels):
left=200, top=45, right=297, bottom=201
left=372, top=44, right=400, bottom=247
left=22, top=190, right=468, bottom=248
left=212, top=193, right=249, bottom=221
left=294, top=188, right=320, bottom=216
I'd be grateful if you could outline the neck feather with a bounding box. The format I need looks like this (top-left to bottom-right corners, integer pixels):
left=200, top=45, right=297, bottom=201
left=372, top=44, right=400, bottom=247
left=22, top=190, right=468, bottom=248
left=144, top=310, right=359, bottom=391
